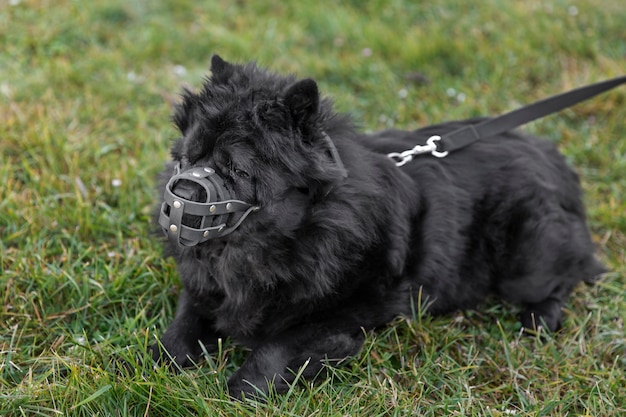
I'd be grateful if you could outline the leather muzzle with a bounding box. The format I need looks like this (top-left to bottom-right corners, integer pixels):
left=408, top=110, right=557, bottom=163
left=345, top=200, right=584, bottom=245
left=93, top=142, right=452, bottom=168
left=158, top=163, right=258, bottom=247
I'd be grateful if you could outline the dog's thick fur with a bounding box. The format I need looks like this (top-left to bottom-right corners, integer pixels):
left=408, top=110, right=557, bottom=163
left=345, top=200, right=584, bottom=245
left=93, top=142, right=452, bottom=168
left=152, top=55, right=605, bottom=398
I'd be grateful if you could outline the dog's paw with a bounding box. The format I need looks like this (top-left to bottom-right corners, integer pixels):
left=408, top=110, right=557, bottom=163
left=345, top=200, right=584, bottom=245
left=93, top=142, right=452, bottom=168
left=149, top=340, right=197, bottom=370
left=520, top=310, right=561, bottom=335
left=226, top=377, right=270, bottom=402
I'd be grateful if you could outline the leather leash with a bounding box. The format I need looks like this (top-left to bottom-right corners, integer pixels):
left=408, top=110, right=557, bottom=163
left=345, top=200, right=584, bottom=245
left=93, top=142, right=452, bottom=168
left=388, top=75, right=626, bottom=166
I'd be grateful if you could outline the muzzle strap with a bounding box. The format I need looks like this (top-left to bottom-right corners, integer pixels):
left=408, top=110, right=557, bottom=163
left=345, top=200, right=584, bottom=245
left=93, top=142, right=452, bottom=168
left=163, top=196, right=185, bottom=247
left=158, top=201, right=258, bottom=247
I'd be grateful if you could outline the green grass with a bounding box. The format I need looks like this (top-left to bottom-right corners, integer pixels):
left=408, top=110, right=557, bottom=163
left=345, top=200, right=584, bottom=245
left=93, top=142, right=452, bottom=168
left=1, top=0, right=625, bottom=415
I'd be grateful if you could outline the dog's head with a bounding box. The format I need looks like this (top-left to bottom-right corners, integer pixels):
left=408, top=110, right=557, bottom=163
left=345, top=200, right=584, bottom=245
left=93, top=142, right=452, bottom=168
left=159, top=55, right=347, bottom=247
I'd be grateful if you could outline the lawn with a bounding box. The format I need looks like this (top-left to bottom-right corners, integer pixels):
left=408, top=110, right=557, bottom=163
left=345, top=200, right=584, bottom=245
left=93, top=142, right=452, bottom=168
left=1, top=0, right=625, bottom=416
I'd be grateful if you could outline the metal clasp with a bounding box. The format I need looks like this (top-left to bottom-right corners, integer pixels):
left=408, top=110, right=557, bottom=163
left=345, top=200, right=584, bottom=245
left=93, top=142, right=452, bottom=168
left=387, top=135, right=448, bottom=166
left=427, top=136, right=449, bottom=158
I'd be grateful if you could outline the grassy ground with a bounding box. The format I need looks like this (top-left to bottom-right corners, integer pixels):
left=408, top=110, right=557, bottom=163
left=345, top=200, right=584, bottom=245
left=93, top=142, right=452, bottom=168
left=1, top=0, right=625, bottom=415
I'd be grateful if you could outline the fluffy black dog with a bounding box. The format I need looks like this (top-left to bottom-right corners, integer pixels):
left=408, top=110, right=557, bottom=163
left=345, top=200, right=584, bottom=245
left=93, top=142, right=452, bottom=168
left=152, top=55, right=605, bottom=398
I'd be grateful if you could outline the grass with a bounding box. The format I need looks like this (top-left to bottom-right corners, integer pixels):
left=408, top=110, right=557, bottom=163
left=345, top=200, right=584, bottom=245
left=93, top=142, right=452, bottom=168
left=1, top=0, right=625, bottom=415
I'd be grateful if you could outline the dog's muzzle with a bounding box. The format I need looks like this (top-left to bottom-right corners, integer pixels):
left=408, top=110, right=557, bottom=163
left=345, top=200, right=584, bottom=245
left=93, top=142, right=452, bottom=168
left=158, top=163, right=259, bottom=247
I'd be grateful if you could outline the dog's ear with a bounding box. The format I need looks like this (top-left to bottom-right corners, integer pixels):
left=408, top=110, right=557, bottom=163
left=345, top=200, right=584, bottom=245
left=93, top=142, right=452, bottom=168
left=210, top=54, right=234, bottom=82
left=284, top=79, right=319, bottom=129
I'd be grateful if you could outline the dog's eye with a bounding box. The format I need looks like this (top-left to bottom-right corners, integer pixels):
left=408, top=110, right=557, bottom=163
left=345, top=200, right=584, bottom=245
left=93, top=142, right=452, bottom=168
left=234, top=168, right=250, bottom=178
left=225, top=157, right=249, bottom=179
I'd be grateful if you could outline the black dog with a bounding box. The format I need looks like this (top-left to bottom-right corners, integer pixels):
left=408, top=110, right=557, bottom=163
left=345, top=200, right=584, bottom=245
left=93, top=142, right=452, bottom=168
left=152, top=55, right=605, bottom=399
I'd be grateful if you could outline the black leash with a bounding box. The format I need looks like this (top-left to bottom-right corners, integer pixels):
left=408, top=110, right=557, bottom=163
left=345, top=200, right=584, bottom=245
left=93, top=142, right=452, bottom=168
left=388, top=75, right=626, bottom=166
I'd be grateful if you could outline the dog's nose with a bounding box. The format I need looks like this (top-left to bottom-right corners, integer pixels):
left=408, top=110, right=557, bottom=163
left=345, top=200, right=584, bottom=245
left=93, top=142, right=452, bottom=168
left=171, top=179, right=206, bottom=203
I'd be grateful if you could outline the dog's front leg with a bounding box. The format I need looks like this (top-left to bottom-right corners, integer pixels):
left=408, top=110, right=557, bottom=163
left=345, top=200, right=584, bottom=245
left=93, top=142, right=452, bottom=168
left=151, top=289, right=221, bottom=368
left=227, top=322, right=366, bottom=400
